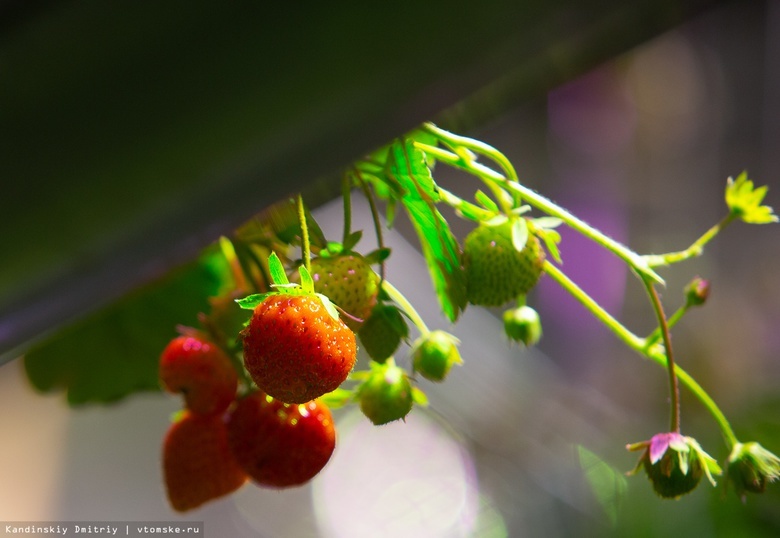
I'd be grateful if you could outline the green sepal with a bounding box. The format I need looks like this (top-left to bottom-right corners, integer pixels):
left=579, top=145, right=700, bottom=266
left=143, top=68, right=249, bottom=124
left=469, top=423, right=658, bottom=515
left=364, top=247, right=391, bottom=264
left=235, top=292, right=274, bottom=310
left=299, top=264, right=315, bottom=294
left=342, top=230, right=364, bottom=252
left=411, top=387, right=429, bottom=407
left=511, top=217, right=529, bottom=253
left=315, top=293, right=341, bottom=321
left=318, top=388, right=355, bottom=409
left=268, top=251, right=289, bottom=286
left=725, top=171, right=778, bottom=224
left=474, top=190, right=499, bottom=213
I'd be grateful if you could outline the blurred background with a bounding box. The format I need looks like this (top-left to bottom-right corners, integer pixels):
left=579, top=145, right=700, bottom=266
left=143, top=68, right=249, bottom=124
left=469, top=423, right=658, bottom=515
left=1, top=1, right=779, bottom=537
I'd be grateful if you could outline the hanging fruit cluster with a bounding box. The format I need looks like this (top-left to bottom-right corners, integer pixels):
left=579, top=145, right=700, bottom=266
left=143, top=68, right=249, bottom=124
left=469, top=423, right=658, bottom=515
left=158, top=123, right=780, bottom=511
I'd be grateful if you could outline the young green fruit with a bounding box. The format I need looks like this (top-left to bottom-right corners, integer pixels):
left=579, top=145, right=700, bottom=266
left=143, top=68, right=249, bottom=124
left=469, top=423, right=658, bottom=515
left=503, top=304, right=542, bottom=346
left=464, top=220, right=545, bottom=307
left=159, top=335, right=238, bottom=416
left=357, top=303, right=409, bottom=363
left=227, top=392, right=336, bottom=488
left=358, top=361, right=413, bottom=425
left=243, top=293, right=357, bottom=404
left=412, top=330, right=462, bottom=382
left=308, top=254, right=380, bottom=330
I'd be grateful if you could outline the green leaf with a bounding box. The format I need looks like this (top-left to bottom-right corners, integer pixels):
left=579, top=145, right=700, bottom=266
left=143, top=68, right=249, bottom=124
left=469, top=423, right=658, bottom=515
left=725, top=171, right=778, bottom=224
left=23, top=248, right=232, bottom=405
left=268, top=251, right=289, bottom=286
left=387, top=138, right=467, bottom=322
left=577, top=445, right=627, bottom=527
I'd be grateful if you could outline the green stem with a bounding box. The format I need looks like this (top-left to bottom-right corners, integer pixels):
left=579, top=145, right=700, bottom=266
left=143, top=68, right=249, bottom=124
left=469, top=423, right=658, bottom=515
left=417, top=141, right=663, bottom=285
left=342, top=173, right=353, bottom=245
left=297, top=194, right=311, bottom=273
left=645, top=347, right=739, bottom=448
left=542, top=261, right=646, bottom=352
left=354, top=167, right=387, bottom=280
left=643, top=278, right=681, bottom=433
left=544, top=260, right=738, bottom=447
left=381, top=279, right=430, bottom=337
left=644, top=214, right=735, bottom=267
left=645, top=304, right=688, bottom=348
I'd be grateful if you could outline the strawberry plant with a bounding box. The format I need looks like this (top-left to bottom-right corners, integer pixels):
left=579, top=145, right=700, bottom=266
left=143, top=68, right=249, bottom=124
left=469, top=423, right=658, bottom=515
left=22, top=122, right=780, bottom=515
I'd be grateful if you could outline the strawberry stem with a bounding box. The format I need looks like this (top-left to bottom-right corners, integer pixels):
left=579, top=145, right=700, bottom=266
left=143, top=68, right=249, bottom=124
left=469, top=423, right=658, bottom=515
left=342, top=173, right=353, bottom=246
left=544, top=259, right=739, bottom=448
left=297, top=194, right=312, bottom=273
left=354, top=167, right=388, bottom=281
left=643, top=277, right=681, bottom=433
left=643, top=213, right=736, bottom=268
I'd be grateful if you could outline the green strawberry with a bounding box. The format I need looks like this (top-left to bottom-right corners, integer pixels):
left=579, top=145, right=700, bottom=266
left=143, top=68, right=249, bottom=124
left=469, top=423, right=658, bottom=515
left=411, top=330, right=462, bottom=382
left=358, top=361, right=413, bottom=425
left=308, top=254, right=380, bottom=330
left=357, top=303, right=409, bottom=363
left=503, top=304, right=542, bottom=346
left=463, top=219, right=545, bottom=307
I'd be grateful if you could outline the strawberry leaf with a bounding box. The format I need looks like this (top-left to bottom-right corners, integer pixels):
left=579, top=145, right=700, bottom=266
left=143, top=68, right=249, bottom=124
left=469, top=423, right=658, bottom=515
left=24, top=247, right=231, bottom=405
left=387, top=138, right=467, bottom=322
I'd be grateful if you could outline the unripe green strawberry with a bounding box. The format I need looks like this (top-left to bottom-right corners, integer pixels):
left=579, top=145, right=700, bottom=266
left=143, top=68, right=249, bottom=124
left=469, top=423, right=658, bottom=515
left=159, top=335, right=238, bottom=415
left=227, top=392, right=336, bottom=488
left=163, top=411, right=247, bottom=512
left=412, top=330, right=462, bottom=382
left=358, top=303, right=409, bottom=363
left=358, top=361, right=413, bottom=425
left=464, top=220, right=545, bottom=307
left=243, top=293, right=356, bottom=404
left=503, top=304, right=542, bottom=346
left=308, top=254, right=380, bottom=330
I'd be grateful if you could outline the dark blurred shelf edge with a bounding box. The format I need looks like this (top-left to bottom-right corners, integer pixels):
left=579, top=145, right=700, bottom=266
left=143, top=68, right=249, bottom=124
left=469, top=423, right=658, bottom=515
left=0, top=0, right=724, bottom=363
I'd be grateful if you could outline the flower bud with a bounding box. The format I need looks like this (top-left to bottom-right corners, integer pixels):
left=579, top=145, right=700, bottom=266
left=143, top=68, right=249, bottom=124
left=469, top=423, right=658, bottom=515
left=684, top=276, right=710, bottom=307
left=725, top=442, right=780, bottom=500
left=627, top=432, right=721, bottom=499
left=503, top=305, right=542, bottom=346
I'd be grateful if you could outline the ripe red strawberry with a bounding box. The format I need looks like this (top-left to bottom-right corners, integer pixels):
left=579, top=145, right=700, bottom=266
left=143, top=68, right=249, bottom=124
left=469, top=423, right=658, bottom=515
left=227, top=392, right=336, bottom=488
left=309, top=254, right=380, bottom=330
left=159, top=335, right=238, bottom=415
left=357, top=303, right=409, bottom=363
left=463, top=219, right=545, bottom=306
left=358, top=361, right=413, bottom=425
left=242, top=293, right=357, bottom=403
left=163, top=411, right=247, bottom=512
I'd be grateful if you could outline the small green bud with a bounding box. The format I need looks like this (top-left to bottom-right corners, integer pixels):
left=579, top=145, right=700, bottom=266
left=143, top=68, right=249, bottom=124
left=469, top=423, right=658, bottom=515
left=684, top=276, right=710, bottom=307
left=503, top=305, right=542, bottom=346
left=358, top=361, right=413, bottom=425
left=412, top=330, right=462, bottom=382
left=725, top=442, right=780, bottom=500
left=627, top=432, right=721, bottom=499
